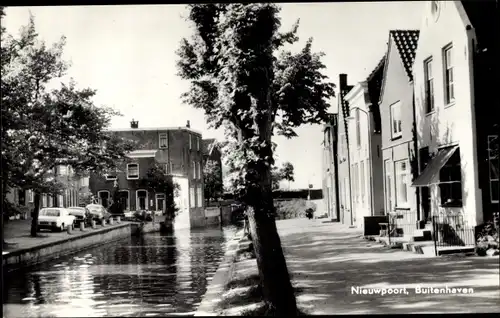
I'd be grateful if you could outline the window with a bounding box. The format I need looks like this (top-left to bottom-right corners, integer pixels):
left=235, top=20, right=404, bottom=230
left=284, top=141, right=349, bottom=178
left=353, top=163, right=359, bottom=203
left=384, top=160, right=393, bottom=212
left=136, top=190, right=147, bottom=210
left=105, top=169, right=117, bottom=180
left=127, top=163, right=139, bottom=179
left=119, top=190, right=130, bottom=210
left=424, top=58, right=434, bottom=113
left=488, top=135, right=499, bottom=203
left=189, top=134, right=192, bottom=149
left=197, top=162, right=201, bottom=180
left=42, top=195, right=47, bottom=207
left=58, top=165, right=67, bottom=175
left=360, top=160, right=365, bottom=205
left=443, top=45, right=454, bottom=105
left=28, top=190, right=34, bottom=203
left=197, top=186, right=203, bottom=207
left=390, top=101, right=402, bottom=138
left=164, top=163, right=169, bottom=175
left=395, top=159, right=409, bottom=207
left=80, top=177, right=89, bottom=187
left=197, top=136, right=200, bottom=151
left=355, top=109, right=361, bottom=147
left=57, top=194, right=64, bottom=207
left=439, top=148, right=462, bottom=206
left=190, top=186, right=195, bottom=208
left=192, top=160, right=196, bottom=178
left=159, top=133, right=168, bottom=148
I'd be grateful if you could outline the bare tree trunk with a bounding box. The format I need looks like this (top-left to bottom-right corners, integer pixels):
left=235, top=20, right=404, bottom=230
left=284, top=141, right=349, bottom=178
left=247, top=197, right=298, bottom=315
left=30, top=192, right=41, bottom=237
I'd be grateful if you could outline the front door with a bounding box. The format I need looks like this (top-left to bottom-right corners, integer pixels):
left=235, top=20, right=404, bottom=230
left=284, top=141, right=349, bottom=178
left=384, top=160, right=393, bottom=214
left=421, top=187, right=431, bottom=221
left=137, top=191, right=147, bottom=210
left=99, top=192, right=109, bottom=208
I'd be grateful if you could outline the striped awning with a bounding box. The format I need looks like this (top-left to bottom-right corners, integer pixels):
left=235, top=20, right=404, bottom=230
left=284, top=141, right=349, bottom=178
left=412, top=145, right=459, bottom=187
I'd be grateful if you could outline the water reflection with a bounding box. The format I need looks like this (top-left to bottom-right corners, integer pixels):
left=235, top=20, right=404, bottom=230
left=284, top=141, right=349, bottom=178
left=3, top=225, right=237, bottom=317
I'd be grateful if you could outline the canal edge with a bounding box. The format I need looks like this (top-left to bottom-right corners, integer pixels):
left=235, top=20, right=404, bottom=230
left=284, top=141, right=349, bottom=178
left=194, top=228, right=246, bottom=316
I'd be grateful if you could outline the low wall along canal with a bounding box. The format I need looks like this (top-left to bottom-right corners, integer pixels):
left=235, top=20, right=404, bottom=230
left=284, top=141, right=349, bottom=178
left=2, top=223, right=239, bottom=317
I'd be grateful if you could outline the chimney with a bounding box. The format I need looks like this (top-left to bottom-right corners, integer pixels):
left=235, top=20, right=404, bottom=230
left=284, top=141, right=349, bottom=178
left=186, top=120, right=191, bottom=128
left=130, top=119, right=138, bottom=129
left=339, top=73, right=347, bottom=90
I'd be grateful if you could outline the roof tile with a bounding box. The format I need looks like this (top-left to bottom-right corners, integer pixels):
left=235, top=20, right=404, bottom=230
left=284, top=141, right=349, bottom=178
left=390, top=30, right=420, bottom=81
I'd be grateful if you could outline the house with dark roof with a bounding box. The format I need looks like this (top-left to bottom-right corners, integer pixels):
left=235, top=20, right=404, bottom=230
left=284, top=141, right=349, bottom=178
left=343, top=57, right=386, bottom=229
left=412, top=1, right=499, bottom=232
left=336, top=74, right=355, bottom=226
left=379, top=29, right=421, bottom=238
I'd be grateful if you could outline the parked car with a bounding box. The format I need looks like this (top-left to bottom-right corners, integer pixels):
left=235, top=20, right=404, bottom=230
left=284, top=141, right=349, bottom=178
left=86, top=204, right=111, bottom=223
left=67, top=206, right=92, bottom=226
left=37, top=208, right=76, bottom=232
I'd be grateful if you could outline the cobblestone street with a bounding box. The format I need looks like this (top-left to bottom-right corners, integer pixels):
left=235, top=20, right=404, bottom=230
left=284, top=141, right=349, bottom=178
left=277, top=219, right=500, bottom=314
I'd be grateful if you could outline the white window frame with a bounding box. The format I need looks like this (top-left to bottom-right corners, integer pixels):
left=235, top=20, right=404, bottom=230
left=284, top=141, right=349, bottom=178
left=119, top=189, right=130, bottom=211
left=197, top=186, right=203, bottom=208
left=127, top=163, right=139, bottom=180
left=443, top=44, right=455, bottom=105
left=384, top=159, right=393, bottom=213
left=390, top=101, right=402, bottom=138
left=355, top=109, right=361, bottom=148
left=488, top=135, right=499, bottom=203
left=105, top=169, right=118, bottom=181
left=197, top=136, right=200, bottom=151
left=155, top=193, right=166, bottom=212
left=159, top=133, right=168, bottom=148
left=136, top=189, right=148, bottom=211
left=424, top=57, right=434, bottom=113
left=395, top=159, right=410, bottom=208
left=189, top=134, right=192, bottom=150
left=197, top=162, right=201, bottom=180
left=164, top=163, right=169, bottom=175
left=192, top=160, right=196, bottom=179
left=190, top=186, right=195, bottom=208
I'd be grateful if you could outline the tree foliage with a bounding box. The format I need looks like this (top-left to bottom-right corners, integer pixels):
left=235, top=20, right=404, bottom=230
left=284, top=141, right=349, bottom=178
left=1, top=12, right=136, bottom=237
left=177, top=4, right=335, bottom=314
left=203, top=159, right=223, bottom=204
left=177, top=4, right=334, bottom=202
left=139, top=164, right=179, bottom=220
left=271, top=161, right=295, bottom=190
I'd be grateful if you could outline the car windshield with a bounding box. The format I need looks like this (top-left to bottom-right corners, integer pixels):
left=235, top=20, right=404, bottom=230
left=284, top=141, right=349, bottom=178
left=40, top=209, right=61, bottom=217
left=87, top=206, right=101, bottom=213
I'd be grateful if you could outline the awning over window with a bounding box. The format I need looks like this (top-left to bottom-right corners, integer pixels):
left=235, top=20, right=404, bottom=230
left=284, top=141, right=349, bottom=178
left=412, top=145, right=459, bottom=187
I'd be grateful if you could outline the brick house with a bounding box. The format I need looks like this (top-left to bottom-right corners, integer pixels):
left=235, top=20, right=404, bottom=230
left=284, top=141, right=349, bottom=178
left=379, top=30, right=420, bottom=235
left=344, top=57, right=385, bottom=229
left=412, top=1, right=499, bottom=228
left=89, top=120, right=206, bottom=229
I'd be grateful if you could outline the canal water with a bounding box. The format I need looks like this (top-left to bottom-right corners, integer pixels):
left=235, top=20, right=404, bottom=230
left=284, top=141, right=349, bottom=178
left=2, top=225, right=238, bottom=317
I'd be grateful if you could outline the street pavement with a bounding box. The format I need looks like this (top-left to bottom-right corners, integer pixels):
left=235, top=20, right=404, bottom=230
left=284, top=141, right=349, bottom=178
left=276, top=218, right=500, bottom=314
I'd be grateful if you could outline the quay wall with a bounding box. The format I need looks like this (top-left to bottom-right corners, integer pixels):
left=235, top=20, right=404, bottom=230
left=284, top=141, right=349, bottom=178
left=3, top=223, right=132, bottom=273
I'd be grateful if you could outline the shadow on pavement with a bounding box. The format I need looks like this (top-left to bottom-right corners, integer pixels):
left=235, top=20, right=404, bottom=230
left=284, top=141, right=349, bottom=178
left=277, top=220, right=500, bottom=314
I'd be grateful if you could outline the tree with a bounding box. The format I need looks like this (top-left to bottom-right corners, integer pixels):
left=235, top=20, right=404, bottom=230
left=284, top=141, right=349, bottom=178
left=203, top=159, right=223, bottom=205
left=271, top=161, right=295, bottom=190
left=139, top=164, right=179, bottom=223
left=1, top=12, right=136, bottom=240
left=177, top=4, right=335, bottom=315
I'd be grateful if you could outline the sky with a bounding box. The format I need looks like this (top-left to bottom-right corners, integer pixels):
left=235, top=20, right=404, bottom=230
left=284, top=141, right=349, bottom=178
left=3, top=2, right=424, bottom=190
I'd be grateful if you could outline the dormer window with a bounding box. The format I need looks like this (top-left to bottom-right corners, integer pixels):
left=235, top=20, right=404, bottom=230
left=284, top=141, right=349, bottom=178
left=159, top=133, right=168, bottom=148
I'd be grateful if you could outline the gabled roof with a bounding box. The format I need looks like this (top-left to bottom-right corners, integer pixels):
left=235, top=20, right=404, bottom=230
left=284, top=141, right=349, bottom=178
left=366, top=56, right=386, bottom=133
left=340, top=85, right=354, bottom=145
left=389, top=30, right=420, bottom=81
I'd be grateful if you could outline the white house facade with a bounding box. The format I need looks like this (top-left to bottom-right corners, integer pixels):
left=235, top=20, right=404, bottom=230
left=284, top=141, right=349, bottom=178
left=412, top=1, right=483, bottom=226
